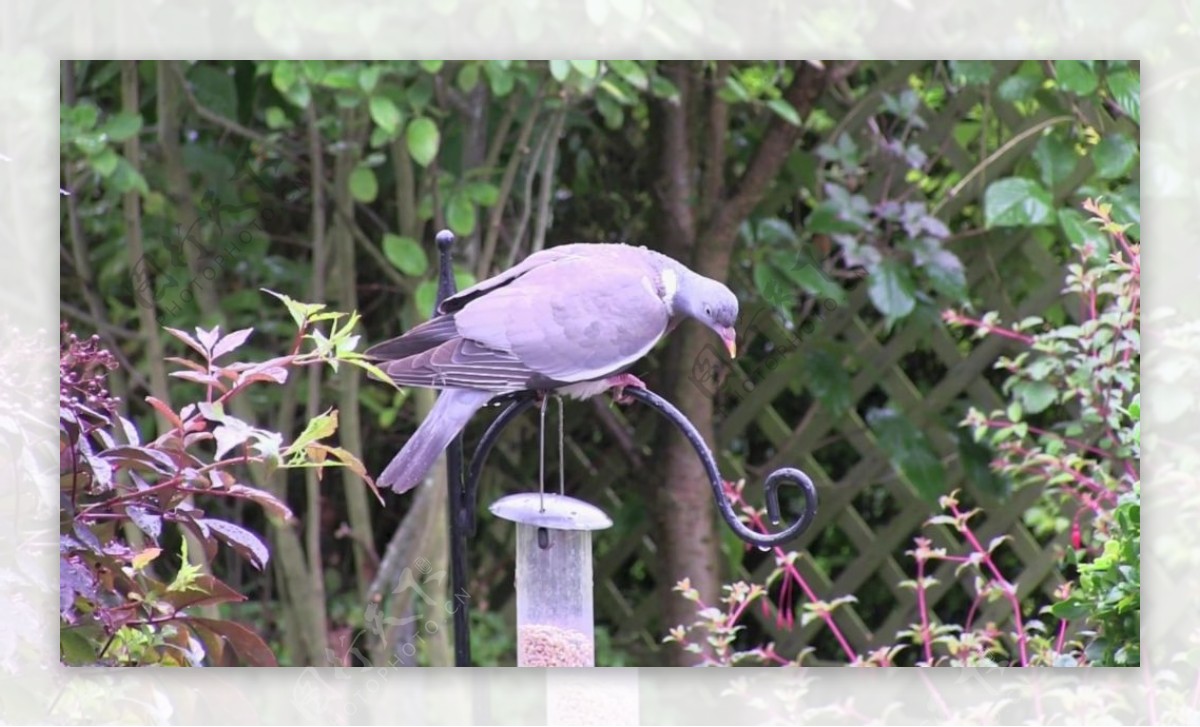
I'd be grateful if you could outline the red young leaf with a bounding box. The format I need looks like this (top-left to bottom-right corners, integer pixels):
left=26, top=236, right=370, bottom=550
left=200, top=518, right=269, bottom=569
left=170, top=370, right=224, bottom=388
left=192, top=620, right=228, bottom=665
left=224, top=484, right=295, bottom=521
left=191, top=617, right=277, bottom=666
left=211, top=328, right=254, bottom=361
left=224, top=354, right=296, bottom=372
left=125, top=505, right=163, bottom=540
left=163, top=327, right=208, bottom=357
left=165, top=356, right=208, bottom=372
left=195, top=326, right=221, bottom=355
left=236, top=369, right=289, bottom=387
left=101, top=445, right=176, bottom=474
left=174, top=513, right=219, bottom=560
left=145, top=396, right=184, bottom=431
left=161, top=573, right=247, bottom=610
left=213, top=422, right=254, bottom=460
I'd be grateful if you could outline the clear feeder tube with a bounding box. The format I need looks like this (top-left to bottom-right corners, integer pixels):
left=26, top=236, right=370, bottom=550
left=490, top=492, right=612, bottom=668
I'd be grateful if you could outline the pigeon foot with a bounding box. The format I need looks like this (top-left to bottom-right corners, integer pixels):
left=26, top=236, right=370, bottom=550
left=606, top=373, right=647, bottom=405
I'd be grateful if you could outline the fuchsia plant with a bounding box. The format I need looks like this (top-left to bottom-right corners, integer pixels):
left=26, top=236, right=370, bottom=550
left=666, top=199, right=1141, bottom=668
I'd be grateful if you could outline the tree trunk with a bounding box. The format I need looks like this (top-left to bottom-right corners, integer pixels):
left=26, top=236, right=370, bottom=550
left=649, top=61, right=830, bottom=665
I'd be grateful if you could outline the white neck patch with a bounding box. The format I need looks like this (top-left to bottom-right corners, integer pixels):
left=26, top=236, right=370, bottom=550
left=660, top=268, right=679, bottom=312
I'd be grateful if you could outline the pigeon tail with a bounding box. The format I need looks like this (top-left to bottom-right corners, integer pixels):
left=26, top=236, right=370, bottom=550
left=378, top=388, right=494, bottom=494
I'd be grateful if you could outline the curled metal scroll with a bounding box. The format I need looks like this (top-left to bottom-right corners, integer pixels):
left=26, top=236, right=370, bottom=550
left=462, top=388, right=818, bottom=548
left=624, top=387, right=818, bottom=548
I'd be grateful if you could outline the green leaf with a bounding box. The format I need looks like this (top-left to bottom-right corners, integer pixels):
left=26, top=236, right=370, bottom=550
left=1106, top=69, right=1140, bottom=123
left=191, top=64, right=238, bottom=119
left=766, top=98, right=802, bottom=126
left=1049, top=597, right=1090, bottom=620
left=983, top=177, right=1054, bottom=227
left=1109, top=185, right=1141, bottom=239
left=596, top=93, right=624, bottom=129
left=1058, top=208, right=1110, bottom=259
left=300, top=61, right=327, bottom=82
left=755, top=218, right=798, bottom=246
left=806, top=202, right=865, bottom=234
left=359, top=65, right=382, bottom=93
left=867, top=259, right=916, bottom=323
left=368, top=126, right=392, bottom=149
left=454, top=265, right=476, bottom=293
left=446, top=192, right=476, bottom=236
left=100, top=112, right=142, bottom=142
left=319, top=66, right=359, bottom=90
left=60, top=629, right=98, bottom=665
left=456, top=62, right=480, bottom=93
left=868, top=408, right=946, bottom=504
left=1092, top=133, right=1137, bottom=179
left=265, top=106, right=289, bottom=130
left=406, top=118, right=439, bottom=167
left=997, top=73, right=1041, bottom=102
left=955, top=429, right=1009, bottom=500
left=608, top=60, right=648, bottom=90
left=466, top=181, right=500, bottom=206
left=382, top=234, right=428, bottom=277
left=290, top=83, right=313, bottom=109
left=90, top=148, right=119, bottom=177
left=1054, top=61, right=1098, bottom=96
left=599, top=79, right=631, bottom=105
left=549, top=60, right=571, bottom=82
left=64, top=102, right=99, bottom=131
left=369, top=96, right=402, bottom=135
left=923, top=248, right=967, bottom=302
left=484, top=62, right=514, bottom=97
left=414, top=279, right=438, bottom=318
left=753, top=260, right=794, bottom=308
left=770, top=252, right=846, bottom=304
left=271, top=61, right=298, bottom=93
left=1032, top=134, right=1078, bottom=188
left=805, top=350, right=851, bottom=417
left=1015, top=380, right=1057, bottom=414
left=649, top=75, right=681, bottom=103
left=570, top=60, right=599, bottom=79
left=949, top=61, right=995, bottom=86
left=349, top=165, right=378, bottom=203
left=418, top=60, right=444, bottom=74
left=111, top=157, right=149, bottom=195
left=719, top=75, right=750, bottom=104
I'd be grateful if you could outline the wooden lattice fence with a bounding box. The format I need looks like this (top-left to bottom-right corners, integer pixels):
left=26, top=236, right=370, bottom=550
left=466, top=61, right=1122, bottom=665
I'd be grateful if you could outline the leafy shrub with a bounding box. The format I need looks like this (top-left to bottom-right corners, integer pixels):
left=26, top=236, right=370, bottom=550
left=59, top=292, right=381, bottom=666
left=668, top=198, right=1140, bottom=667
left=949, top=197, right=1140, bottom=665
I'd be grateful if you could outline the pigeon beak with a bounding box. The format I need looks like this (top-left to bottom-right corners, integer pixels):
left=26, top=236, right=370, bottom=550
left=718, top=326, right=737, bottom=359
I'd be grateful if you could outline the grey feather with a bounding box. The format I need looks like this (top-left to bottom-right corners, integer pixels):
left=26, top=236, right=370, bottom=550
left=377, top=388, right=494, bottom=494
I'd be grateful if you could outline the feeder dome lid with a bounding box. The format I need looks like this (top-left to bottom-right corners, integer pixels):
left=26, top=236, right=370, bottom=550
left=490, top=493, right=613, bottom=531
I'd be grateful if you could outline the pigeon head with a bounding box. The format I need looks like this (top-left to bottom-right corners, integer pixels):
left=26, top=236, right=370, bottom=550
left=676, top=271, right=740, bottom=358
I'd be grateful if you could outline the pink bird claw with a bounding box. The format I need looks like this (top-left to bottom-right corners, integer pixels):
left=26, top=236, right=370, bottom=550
left=607, top=373, right=647, bottom=405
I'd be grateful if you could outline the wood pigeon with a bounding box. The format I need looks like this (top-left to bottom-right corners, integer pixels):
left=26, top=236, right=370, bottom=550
left=365, top=242, right=739, bottom=494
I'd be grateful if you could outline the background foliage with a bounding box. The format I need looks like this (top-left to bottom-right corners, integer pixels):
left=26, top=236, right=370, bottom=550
left=60, top=59, right=1139, bottom=666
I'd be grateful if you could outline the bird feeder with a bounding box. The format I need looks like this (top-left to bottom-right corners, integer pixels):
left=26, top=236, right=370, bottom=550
left=490, top=492, right=612, bottom=667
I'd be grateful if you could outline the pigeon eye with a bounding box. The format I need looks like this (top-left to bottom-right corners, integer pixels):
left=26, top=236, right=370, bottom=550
left=704, top=305, right=712, bottom=317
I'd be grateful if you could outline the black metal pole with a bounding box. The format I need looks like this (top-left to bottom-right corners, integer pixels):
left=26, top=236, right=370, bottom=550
left=434, top=230, right=472, bottom=667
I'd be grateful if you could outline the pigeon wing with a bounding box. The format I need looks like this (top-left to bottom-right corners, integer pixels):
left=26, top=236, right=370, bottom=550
left=454, top=256, right=671, bottom=383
